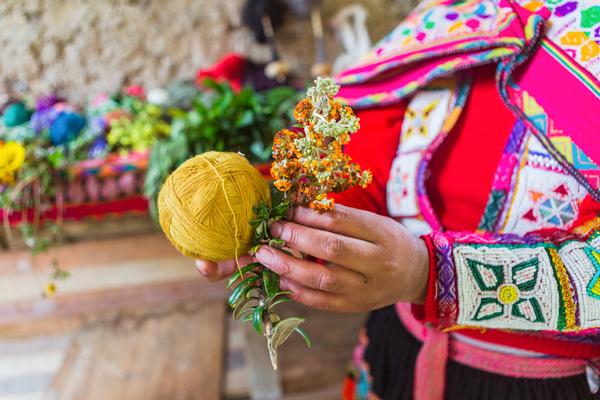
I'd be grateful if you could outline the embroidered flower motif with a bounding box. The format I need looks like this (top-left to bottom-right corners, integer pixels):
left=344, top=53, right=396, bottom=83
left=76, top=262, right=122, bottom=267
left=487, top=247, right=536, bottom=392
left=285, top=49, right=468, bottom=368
left=468, top=257, right=545, bottom=323
left=403, top=100, right=439, bottom=138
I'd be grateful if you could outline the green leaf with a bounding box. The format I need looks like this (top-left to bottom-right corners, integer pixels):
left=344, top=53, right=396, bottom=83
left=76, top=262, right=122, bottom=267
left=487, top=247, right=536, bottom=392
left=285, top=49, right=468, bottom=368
left=272, top=290, right=293, bottom=301
left=267, top=296, right=291, bottom=311
left=235, top=110, right=254, bottom=128
left=253, top=202, right=271, bottom=220
left=270, top=202, right=290, bottom=218
left=255, top=221, right=268, bottom=240
left=294, top=327, right=312, bottom=348
left=233, top=298, right=258, bottom=320
left=228, top=275, right=260, bottom=307
left=47, top=150, right=65, bottom=168
left=250, top=141, right=265, bottom=161
left=268, top=239, right=285, bottom=249
left=240, top=314, right=254, bottom=323
left=52, top=269, right=71, bottom=281
left=270, top=313, right=281, bottom=323
left=271, top=317, right=305, bottom=349
left=249, top=219, right=263, bottom=229
left=262, top=270, right=280, bottom=298
left=252, top=306, right=264, bottom=334
left=227, top=262, right=262, bottom=288
left=246, top=287, right=261, bottom=299
left=268, top=317, right=305, bottom=369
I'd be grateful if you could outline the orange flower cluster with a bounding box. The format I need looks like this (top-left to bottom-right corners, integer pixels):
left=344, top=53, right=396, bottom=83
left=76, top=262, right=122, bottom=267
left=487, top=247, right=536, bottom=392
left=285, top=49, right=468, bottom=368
left=271, top=78, right=372, bottom=212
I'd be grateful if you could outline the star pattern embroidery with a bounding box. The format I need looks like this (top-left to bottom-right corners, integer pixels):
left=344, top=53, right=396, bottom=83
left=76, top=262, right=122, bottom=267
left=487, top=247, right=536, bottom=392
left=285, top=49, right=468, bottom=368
left=467, top=257, right=545, bottom=323
left=521, top=183, right=578, bottom=228
left=403, top=100, right=439, bottom=139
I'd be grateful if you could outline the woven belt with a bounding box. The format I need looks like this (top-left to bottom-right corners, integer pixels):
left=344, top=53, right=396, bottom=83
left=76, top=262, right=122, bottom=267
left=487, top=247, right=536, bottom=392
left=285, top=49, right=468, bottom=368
left=395, top=303, right=593, bottom=400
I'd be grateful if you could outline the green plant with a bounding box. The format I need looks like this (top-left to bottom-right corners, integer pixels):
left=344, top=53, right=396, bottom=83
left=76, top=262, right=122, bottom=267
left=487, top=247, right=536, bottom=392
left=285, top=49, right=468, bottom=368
left=227, top=187, right=311, bottom=369
left=107, top=103, right=171, bottom=154
left=227, top=77, right=368, bottom=369
left=144, top=80, right=301, bottom=219
left=0, top=135, right=75, bottom=295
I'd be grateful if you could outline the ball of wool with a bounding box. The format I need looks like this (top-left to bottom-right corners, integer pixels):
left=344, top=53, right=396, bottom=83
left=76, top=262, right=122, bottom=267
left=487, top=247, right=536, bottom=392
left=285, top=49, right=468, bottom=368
left=88, top=135, right=108, bottom=159
left=35, top=95, right=63, bottom=112
left=147, top=88, right=169, bottom=106
left=31, top=107, right=60, bottom=133
left=158, top=151, right=271, bottom=262
left=3, top=102, right=32, bottom=127
left=49, top=112, right=86, bottom=145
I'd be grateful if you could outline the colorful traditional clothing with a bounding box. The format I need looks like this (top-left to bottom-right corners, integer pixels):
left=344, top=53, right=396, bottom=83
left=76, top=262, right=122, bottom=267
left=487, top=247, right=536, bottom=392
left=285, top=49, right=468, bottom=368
left=334, top=0, right=600, bottom=398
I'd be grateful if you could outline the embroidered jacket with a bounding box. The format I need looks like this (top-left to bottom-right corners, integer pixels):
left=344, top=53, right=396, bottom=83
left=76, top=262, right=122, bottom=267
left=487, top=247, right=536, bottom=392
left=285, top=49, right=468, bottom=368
left=337, top=0, right=600, bottom=343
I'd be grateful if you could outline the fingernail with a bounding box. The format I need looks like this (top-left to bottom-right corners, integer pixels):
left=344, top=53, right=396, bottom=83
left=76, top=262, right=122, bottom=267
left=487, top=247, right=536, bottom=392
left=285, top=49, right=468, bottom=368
left=270, top=222, right=282, bottom=237
left=256, top=246, right=275, bottom=266
left=197, top=267, right=208, bottom=276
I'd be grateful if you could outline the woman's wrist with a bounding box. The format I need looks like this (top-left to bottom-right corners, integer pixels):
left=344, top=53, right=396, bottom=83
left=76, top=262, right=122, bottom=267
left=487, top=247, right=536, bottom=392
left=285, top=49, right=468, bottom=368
left=406, top=236, right=429, bottom=305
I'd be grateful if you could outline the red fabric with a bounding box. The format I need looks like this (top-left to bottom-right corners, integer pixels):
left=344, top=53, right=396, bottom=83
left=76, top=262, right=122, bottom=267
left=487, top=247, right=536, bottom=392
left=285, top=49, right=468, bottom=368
left=0, top=196, right=149, bottom=225
left=427, top=66, right=516, bottom=230
left=331, top=102, right=406, bottom=215
left=334, top=66, right=599, bottom=358
left=422, top=235, right=439, bottom=325
left=196, top=53, right=245, bottom=91
left=342, top=376, right=356, bottom=400
left=459, top=327, right=600, bottom=358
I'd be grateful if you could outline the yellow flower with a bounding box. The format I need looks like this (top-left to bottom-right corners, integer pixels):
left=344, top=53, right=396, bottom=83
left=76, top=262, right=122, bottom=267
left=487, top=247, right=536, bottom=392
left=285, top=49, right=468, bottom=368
left=44, top=282, right=57, bottom=297
left=270, top=78, right=370, bottom=212
left=274, top=179, right=292, bottom=192
left=0, top=141, right=26, bottom=185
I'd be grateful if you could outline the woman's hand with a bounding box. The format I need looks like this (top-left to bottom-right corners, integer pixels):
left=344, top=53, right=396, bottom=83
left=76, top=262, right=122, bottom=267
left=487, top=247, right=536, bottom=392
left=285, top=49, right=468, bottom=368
left=254, top=205, right=429, bottom=312
left=195, top=255, right=254, bottom=282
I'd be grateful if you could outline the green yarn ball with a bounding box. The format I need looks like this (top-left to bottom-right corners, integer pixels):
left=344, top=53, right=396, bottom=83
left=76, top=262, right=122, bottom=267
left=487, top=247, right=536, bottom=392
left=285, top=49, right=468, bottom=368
left=3, top=102, right=32, bottom=127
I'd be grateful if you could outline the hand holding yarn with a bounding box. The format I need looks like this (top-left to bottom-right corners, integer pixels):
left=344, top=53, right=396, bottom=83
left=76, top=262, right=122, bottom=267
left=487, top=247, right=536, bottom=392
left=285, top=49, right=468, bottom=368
left=157, top=78, right=371, bottom=369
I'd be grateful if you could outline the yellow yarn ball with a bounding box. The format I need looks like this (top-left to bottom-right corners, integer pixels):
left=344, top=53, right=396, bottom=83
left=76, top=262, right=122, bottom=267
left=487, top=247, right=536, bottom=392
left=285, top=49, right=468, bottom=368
left=157, top=151, right=271, bottom=262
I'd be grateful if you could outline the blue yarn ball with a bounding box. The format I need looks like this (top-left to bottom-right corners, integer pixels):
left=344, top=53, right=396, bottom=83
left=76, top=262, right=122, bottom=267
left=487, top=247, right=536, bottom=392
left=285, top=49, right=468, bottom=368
left=3, top=102, right=32, bottom=127
left=50, top=112, right=86, bottom=145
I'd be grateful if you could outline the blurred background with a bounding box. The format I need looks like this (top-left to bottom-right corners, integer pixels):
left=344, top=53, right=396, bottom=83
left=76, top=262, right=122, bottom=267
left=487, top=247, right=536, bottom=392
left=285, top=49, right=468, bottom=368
left=0, top=1, right=417, bottom=399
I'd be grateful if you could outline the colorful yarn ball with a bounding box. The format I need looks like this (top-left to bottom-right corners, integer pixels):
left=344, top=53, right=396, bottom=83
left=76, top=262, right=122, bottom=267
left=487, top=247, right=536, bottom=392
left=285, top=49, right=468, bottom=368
left=49, top=112, right=86, bottom=145
left=158, top=151, right=271, bottom=262
left=31, top=107, right=60, bottom=133
left=3, top=102, right=32, bottom=127
left=125, top=85, right=146, bottom=100
left=36, top=95, right=63, bottom=112
left=147, top=88, right=169, bottom=106
left=88, top=135, right=108, bottom=159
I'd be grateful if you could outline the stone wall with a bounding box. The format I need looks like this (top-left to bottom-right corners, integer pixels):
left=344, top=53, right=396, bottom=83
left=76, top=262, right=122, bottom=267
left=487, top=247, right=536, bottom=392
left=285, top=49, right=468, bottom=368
left=0, top=0, right=417, bottom=103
